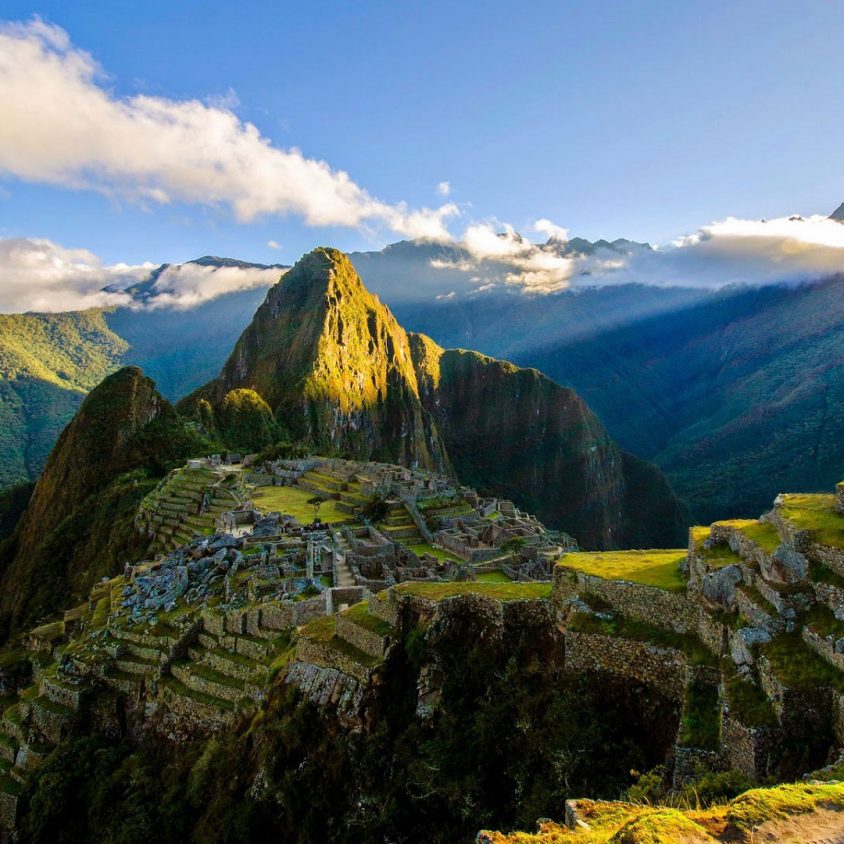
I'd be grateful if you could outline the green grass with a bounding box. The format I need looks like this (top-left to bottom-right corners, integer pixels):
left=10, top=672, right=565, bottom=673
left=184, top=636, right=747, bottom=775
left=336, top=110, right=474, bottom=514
left=250, top=484, right=351, bottom=524
left=778, top=493, right=844, bottom=548
left=760, top=632, right=844, bottom=692
left=475, top=570, right=513, bottom=583
left=809, top=560, right=844, bottom=590
left=678, top=678, right=720, bottom=749
left=406, top=542, right=463, bottom=563
left=722, top=661, right=777, bottom=727
left=393, top=581, right=551, bottom=602
left=807, top=603, right=844, bottom=639
left=557, top=550, right=687, bottom=592
left=690, top=526, right=743, bottom=569
left=714, top=519, right=781, bottom=553
left=342, top=601, right=394, bottom=636
left=567, top=612, right=717, bottom=667
left=726, top=781, right=844, bottom=830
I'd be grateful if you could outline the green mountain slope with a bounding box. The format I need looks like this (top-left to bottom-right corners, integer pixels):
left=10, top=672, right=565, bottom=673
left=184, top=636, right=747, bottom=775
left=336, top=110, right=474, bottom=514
left=0, top=366, right=208, bottom=637
left=0, top=310, right=128, bottom=490
left=518, top=277, right=844, bottom=523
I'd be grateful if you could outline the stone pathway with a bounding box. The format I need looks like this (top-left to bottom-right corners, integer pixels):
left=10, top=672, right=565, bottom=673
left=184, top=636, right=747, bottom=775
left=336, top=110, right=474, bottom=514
left=333, top=533, right=355, bottom=588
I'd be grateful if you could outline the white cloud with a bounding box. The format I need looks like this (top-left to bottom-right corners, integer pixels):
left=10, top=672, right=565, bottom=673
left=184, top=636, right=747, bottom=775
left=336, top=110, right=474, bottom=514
left=0, top=237, right=283, bottom=313
left=0, top=18, right=456, bottom=241
left=532, top=218, right=569, bottom=242
left=429, top=223, right=578, bottom=293
left=144, top=262, right=282, bottom=309
left=597, top=214, right=844, bottom=289
left=434, top=290, right=456, bottom=300
left=267, top=239, right=281, bottom=250
left=437, top=181, right=451, bottom=196
left=0, top=237, right=146, bottom=312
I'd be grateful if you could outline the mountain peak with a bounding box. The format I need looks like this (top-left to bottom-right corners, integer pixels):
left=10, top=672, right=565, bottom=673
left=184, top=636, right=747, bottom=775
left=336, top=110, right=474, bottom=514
left=829, top=202, right=844, bottom=222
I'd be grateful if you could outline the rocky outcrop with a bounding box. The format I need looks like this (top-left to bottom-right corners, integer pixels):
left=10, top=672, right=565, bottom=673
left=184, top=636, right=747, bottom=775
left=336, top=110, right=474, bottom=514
left=185, top=247, right=449, bottom=472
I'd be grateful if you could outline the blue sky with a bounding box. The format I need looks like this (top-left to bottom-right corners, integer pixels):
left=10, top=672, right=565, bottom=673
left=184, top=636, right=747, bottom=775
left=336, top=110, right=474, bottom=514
left=1, top=1, right=844, bottom=279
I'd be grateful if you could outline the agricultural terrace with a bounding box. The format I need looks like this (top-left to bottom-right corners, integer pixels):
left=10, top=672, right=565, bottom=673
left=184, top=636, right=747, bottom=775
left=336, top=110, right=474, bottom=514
left=558, top=549, right=687, bottom=592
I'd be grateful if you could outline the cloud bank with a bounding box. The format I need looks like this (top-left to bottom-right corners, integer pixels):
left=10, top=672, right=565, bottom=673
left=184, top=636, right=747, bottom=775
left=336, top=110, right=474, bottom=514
left=0, top=18, right=456, bottom=240
left=427, top=214, right=844, bottom=297
left=0, top=238, right=281, bottom=313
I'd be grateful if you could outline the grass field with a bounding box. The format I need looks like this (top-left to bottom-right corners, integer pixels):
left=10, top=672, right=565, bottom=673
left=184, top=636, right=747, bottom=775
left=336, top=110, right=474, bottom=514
left=558, top=550, right=687, bottom=591
left=476, top=570, right=513, bottom=583
left=406, top=542, right=464, bottom=563
left=394, top=581, right=551, bottom=601
left=250, top=485, right=351, bottom=524
left=713, top=519, right=781, bottom=552
left=778, top=494, right=844, bottom=548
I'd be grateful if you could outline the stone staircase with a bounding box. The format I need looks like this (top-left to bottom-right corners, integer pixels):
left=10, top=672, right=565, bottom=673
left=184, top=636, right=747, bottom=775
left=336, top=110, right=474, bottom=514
left=296, top=464, right=373, bottom=518
left=378, top=500, right=423, bottom=544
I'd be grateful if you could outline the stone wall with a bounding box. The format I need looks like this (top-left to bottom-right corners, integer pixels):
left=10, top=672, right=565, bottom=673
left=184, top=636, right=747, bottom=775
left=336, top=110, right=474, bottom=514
left=757, top=655, right=833, bottom=736
left=720, top=715, right=781, bottom=781
left=734, top=586, right=783, bottom=635
left=335, top=614, right=389, bottom=659
left=802, top=626, right=844, bottom=673
left=563, top=631, right=687, bottom=702
left=672, top=746, right=725, bottom=788
left=695, top=608, right=729, bottom=658
left=0, top=790, right=17, bottom=833
left=326, top=586, right=368, bottom=615
left=295, top=636, right=374, bottom=685
left=814, top=580, right=844, bottom=613
left=368, top=591, right=399, bottom=627
left=553, top=566, right=698, bottom=633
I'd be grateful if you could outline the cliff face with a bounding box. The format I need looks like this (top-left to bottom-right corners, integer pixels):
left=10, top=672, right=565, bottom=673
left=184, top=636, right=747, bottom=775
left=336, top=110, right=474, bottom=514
left=189, top=248, right=684, bottom=548
left=186, top=248, right=449, bottom=470
left=410, top=337, right=685, bottom=549
left=0, top=366, right=205, bottom=637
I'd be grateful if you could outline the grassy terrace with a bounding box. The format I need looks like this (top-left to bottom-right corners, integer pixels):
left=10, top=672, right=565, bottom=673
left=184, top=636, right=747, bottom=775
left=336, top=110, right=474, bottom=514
left=567, top=612, right=717, bottom=667
left=406, top=542, right=463, bottom=563
left=713, top=518, right=780, bottom=552
left=298, top=615, right=382, bottom=668
left=761, top=632, right=844, bottom=692
left=679, top=677, right=721, bottom=749
left=722, top=660, right=777, bottom=727
left=778, top=493, right=844, bottom=547
left=558, top=550, right=687, bottom=592
left=690, top=526, right=743, bottom=569
left=807, top=603, right=844, bottom=639
left=250, top=484, right=353, bottom=524
left=393, top=581, right=552, bottom=601
left=342, top=602, right=394, bottom=636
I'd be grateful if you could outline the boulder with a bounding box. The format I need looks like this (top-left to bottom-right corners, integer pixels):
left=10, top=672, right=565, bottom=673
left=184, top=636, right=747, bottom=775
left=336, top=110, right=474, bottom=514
left=702, top=564, right=743, bottom=609
left=731, top=627, right=772, bottom=665
left=763, top=544, right=809, bottom=583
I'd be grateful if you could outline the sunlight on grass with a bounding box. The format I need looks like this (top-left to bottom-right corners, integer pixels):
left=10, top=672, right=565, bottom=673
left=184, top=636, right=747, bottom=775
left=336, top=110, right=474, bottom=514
left=250, top=484, right=351, bottom=524
left=778, top=493, right=844, bottom=548
left=558, top=550, right=687, bottom=591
